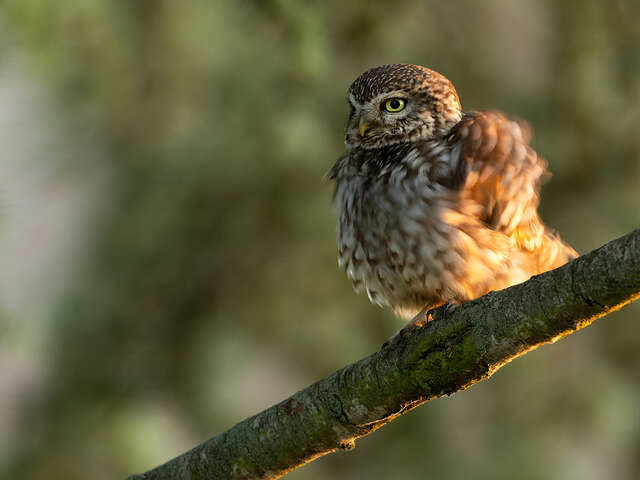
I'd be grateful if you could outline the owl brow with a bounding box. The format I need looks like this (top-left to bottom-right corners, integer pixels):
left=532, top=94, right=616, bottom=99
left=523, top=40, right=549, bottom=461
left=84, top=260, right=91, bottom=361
left=371, top=91, right=408, bottom=102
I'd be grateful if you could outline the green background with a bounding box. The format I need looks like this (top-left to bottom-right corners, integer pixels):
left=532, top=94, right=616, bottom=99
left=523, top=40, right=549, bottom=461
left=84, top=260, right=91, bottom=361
left=1, top=1, right=639, bottom=478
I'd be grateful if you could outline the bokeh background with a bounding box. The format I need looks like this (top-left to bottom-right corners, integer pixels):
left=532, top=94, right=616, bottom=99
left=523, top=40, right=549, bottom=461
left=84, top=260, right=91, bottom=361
left=1, top=1, right=639, bottom=479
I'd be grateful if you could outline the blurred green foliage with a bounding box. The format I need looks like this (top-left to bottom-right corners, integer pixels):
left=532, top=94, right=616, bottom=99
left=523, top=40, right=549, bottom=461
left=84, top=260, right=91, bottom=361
left=1, top=1, right=640, bottom=479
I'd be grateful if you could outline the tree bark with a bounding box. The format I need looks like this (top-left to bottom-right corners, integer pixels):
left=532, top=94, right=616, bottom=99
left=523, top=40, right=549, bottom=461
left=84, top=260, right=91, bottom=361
left=127, top=229, right=640, bottom=480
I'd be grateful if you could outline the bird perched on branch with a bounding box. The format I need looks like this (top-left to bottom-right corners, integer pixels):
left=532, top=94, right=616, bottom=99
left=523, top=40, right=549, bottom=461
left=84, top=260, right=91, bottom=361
left=329, top=64, right=576, bottom=341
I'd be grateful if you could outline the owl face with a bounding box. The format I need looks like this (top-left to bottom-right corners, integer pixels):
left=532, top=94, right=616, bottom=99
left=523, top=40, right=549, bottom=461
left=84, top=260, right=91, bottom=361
left=344, top=64, right=462, bottom=150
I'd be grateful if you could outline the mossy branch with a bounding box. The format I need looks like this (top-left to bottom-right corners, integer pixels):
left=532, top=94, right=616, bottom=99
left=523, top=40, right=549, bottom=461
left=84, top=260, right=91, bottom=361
left=127, top=229, right=640, bottom=480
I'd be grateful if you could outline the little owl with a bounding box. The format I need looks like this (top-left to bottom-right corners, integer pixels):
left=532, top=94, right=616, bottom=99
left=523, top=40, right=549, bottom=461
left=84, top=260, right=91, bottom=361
left=329, top=64, right=576, bottom=342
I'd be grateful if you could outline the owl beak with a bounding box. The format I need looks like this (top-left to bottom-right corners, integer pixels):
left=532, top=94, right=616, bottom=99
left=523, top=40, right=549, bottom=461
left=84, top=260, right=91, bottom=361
left=358, top=118, right=371, bottom=137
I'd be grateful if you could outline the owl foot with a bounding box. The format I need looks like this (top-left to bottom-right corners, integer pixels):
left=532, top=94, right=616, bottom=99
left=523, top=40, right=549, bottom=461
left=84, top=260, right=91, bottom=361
left=381, top=303, right=458, bottom=350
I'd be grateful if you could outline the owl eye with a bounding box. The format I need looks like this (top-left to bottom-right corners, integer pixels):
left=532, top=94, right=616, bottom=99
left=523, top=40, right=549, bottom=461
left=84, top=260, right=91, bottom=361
left=383, top=98, right=406, bottom=112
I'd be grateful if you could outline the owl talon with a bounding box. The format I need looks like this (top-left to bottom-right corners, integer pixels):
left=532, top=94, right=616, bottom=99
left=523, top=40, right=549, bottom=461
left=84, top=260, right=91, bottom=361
left=442, top=302, right=458, bottom=316
left=380, top=326, right=410, bottom=350
left=381, top=306, right=432, bottom=350
left=380, top=303, right=458, bottom=350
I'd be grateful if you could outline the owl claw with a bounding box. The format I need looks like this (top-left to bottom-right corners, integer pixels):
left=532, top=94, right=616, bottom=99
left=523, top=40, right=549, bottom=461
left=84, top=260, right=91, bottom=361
left=380, top=302, right=458, bottom=350
left=381, top=306, right=431, bottom=350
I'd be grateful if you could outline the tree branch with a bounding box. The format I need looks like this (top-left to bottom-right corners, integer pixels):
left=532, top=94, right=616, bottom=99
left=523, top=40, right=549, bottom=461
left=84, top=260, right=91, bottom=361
left=127, top=229, right=640, bottom=480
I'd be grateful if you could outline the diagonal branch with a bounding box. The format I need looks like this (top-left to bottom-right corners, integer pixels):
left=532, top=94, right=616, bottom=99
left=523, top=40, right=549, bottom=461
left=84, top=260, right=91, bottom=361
left=127, top=228, right=640, bottom=480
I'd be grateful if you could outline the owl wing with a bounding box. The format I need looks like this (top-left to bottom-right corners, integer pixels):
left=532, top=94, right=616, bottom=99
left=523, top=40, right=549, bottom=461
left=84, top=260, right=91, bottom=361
left=444, top=111, right=558, bottom=255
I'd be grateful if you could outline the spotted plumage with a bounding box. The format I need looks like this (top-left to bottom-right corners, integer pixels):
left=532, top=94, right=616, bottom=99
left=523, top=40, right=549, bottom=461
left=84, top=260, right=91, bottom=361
left=329, top=64, right=576, bottom=319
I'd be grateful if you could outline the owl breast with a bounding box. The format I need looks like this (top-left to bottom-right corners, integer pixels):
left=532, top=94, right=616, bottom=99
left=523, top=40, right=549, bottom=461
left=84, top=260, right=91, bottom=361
left=332, top=143, right=469, bottom=317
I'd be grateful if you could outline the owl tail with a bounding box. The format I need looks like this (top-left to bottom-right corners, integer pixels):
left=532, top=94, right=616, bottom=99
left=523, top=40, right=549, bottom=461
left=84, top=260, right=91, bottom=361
left=536, top=230, right=578, bottom=273
left=507, top=225, right=577, bottom=286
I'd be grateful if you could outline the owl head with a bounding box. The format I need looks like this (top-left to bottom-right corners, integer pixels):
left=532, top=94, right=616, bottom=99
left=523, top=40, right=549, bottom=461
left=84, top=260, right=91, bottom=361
left=344, top=64, right=462, bottom=150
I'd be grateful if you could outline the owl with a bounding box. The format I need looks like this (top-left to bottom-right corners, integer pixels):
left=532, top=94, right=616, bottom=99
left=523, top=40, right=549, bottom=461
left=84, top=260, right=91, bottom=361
left=329, top=64, right=576, bottom=338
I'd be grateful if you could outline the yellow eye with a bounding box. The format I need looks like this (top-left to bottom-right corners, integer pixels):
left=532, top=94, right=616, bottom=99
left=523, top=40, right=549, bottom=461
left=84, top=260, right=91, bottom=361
left=384, top=98, right=406, bottom=112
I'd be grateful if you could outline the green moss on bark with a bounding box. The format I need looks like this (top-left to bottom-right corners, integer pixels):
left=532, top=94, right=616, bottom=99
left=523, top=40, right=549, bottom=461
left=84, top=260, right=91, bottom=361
left=129, top=229, right=640, bottom=480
